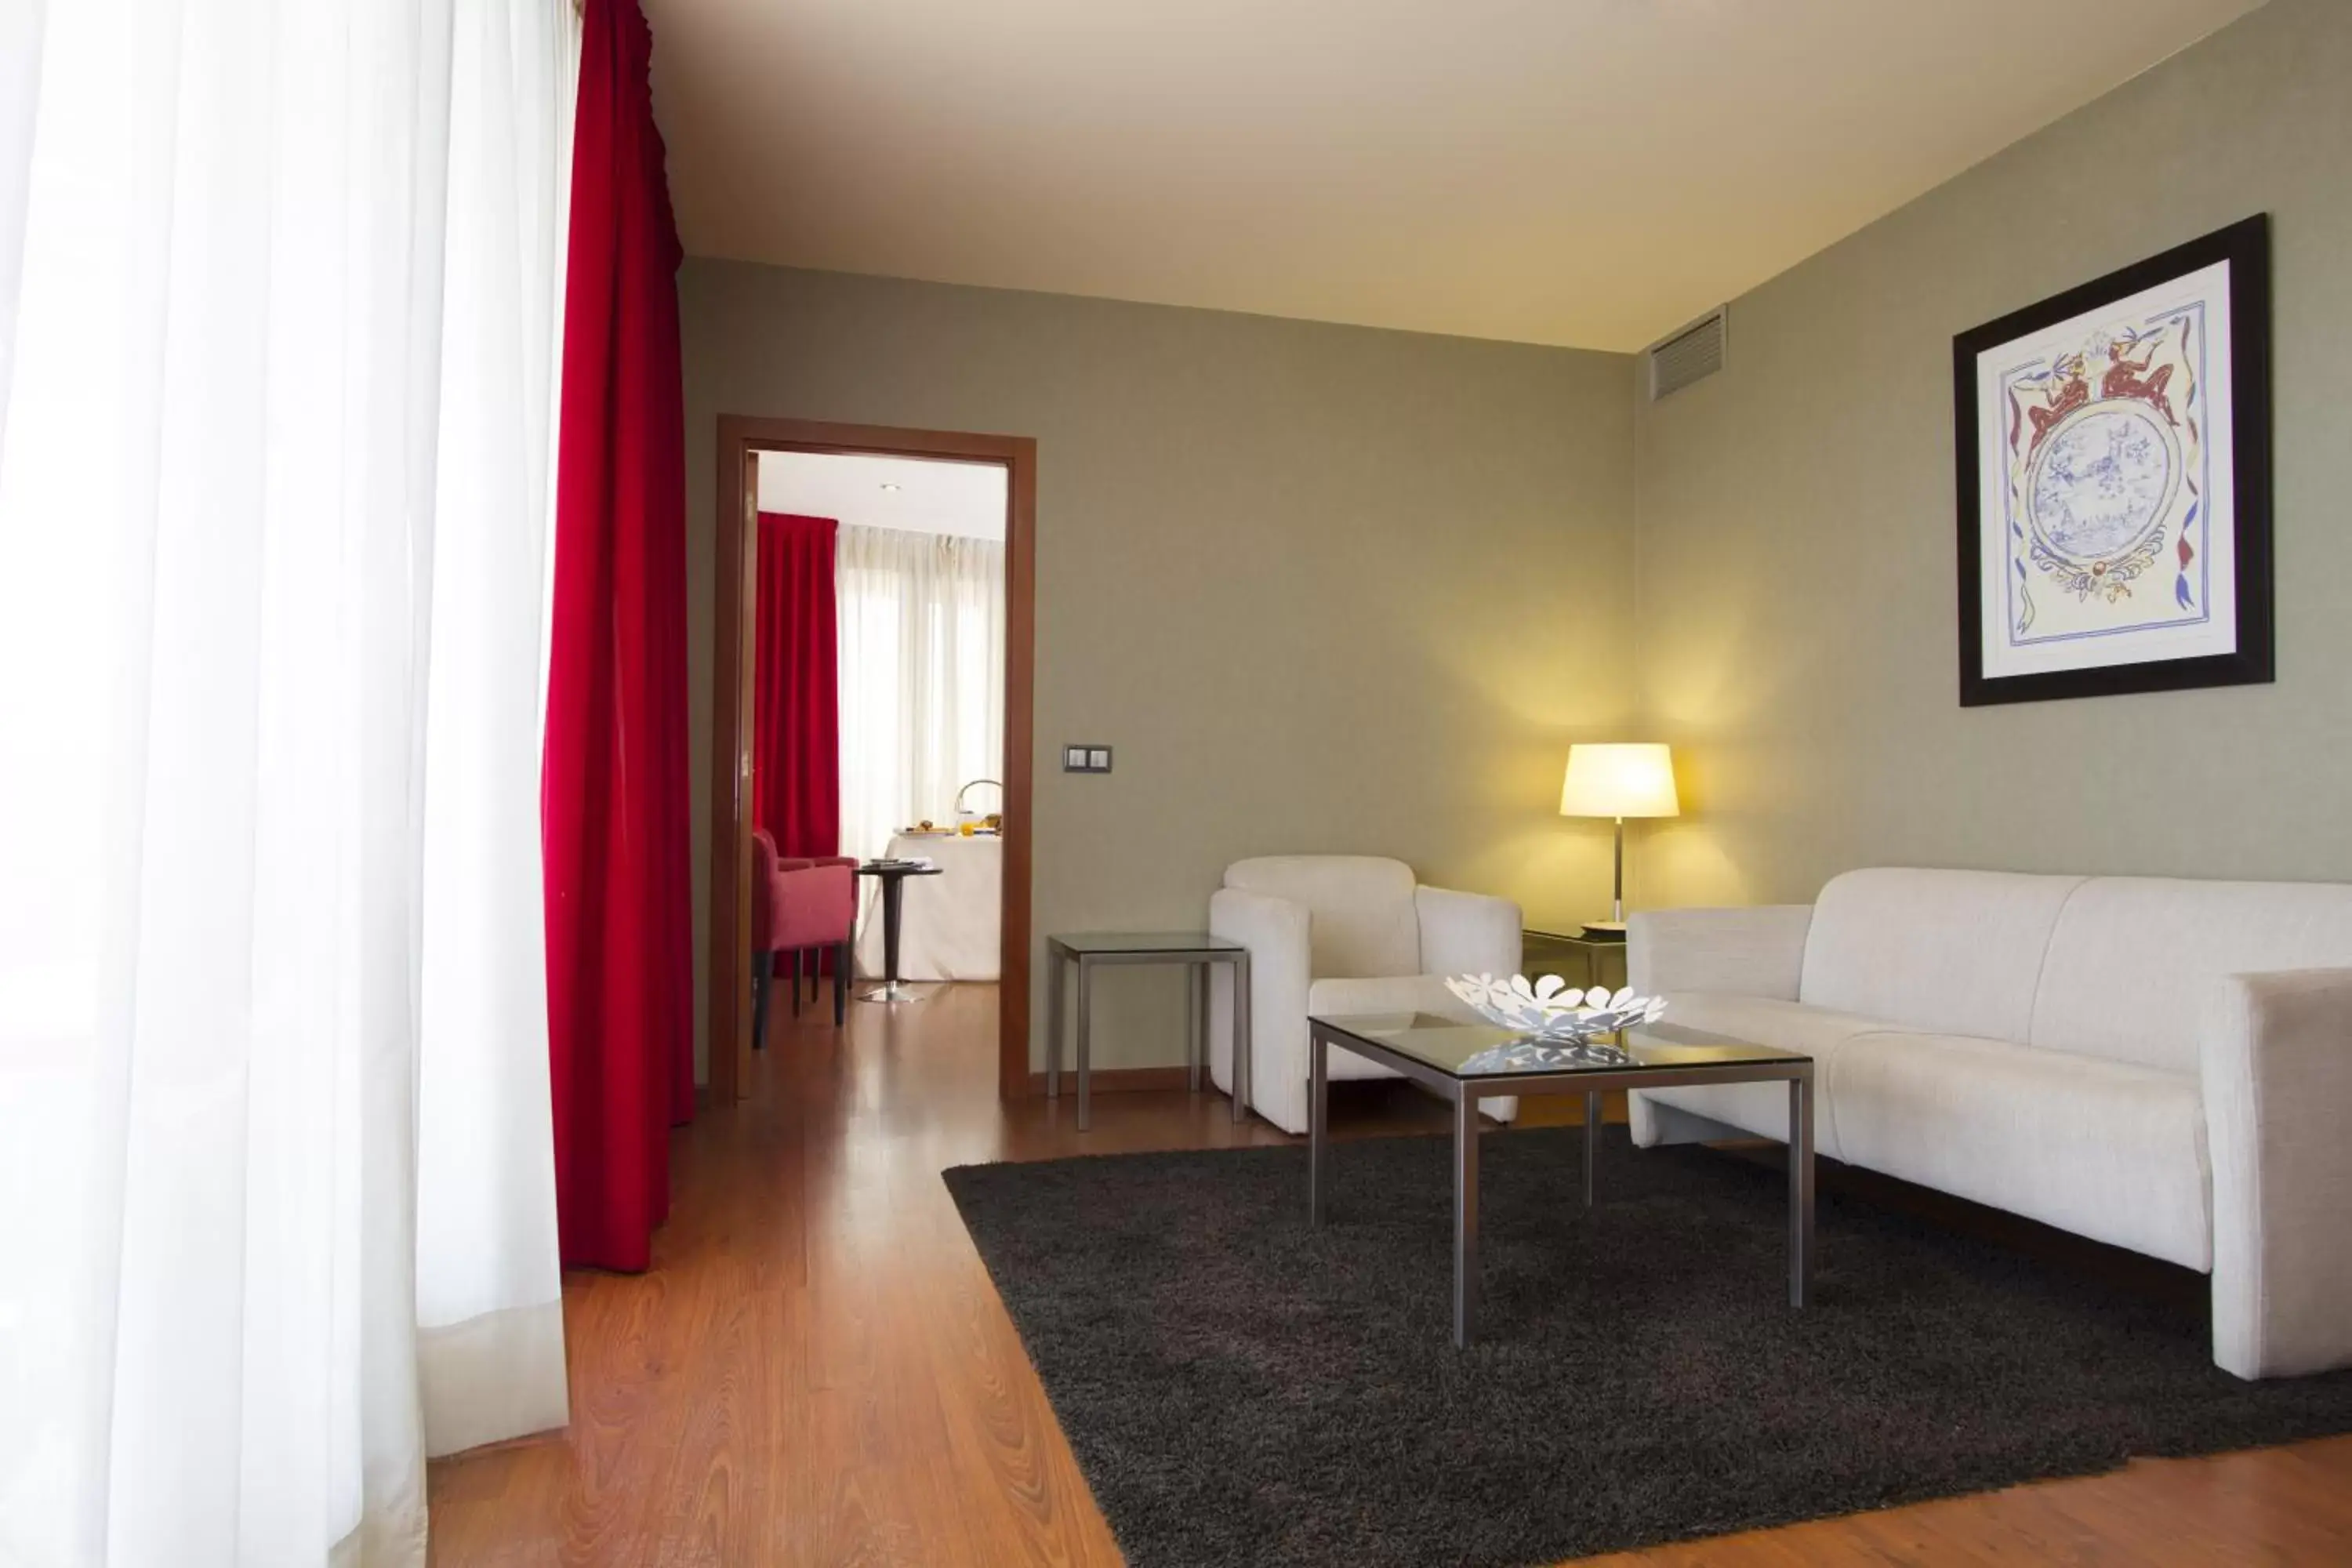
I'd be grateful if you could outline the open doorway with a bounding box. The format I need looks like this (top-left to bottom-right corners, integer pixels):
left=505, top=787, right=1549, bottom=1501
left=768, top=448, right=1007, bottom=998
left=708, top=418, right=1036, bottom=1104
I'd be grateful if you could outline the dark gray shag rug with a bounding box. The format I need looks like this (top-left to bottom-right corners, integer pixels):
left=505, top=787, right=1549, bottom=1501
left=942, top=1126, right=2352, bottom=1568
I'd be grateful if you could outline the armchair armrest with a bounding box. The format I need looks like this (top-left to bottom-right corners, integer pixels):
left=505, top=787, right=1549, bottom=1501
left=1210, top=887, right=1312, bottom=1131
left=2204, top=967, right=2352, bottom=1378
left=1628, top=905, right=1812, bottom=1000
left=1210, top=887, right=1310, bottom=978
left=774, top=862, right=855, bottom=947
left=1414, top=885, right=1523, bottom=978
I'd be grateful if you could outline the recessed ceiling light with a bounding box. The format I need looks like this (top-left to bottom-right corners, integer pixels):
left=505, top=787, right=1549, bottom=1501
left=879, top=481, right=902, bottom=492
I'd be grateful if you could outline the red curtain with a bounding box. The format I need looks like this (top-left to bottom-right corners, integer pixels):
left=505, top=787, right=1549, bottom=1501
left=752, top=514, right=841, bottom=861
left=541, top=0, right=693, bottom=1273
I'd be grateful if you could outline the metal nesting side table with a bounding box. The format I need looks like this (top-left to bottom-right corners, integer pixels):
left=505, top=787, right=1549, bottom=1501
left=1521, top=927, right=1632, bottom=993
left=1044, top=932, right=1251, bottom=1132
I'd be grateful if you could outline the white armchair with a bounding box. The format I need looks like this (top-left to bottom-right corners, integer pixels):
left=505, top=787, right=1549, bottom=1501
left=1207, top=855, right=1523, bottom=1134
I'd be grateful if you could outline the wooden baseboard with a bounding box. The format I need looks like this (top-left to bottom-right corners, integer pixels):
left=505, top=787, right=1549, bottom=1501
left=1022, top=1065, right=1195, bottom=1097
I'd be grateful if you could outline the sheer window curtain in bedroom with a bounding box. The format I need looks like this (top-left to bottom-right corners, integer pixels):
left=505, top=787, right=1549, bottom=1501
left=836, top=524, right=1007, bottom=866
left=0, top=2, right=579, bottom=1563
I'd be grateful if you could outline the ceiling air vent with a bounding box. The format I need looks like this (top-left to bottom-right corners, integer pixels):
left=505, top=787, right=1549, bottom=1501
left=1646, top=307, right=1726, bottom=401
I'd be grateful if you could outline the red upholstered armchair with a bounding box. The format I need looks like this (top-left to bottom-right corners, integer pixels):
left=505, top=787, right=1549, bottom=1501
left=751, top=829, right=858, bottom=1044
left=776, top=852, right=857, bottom=1027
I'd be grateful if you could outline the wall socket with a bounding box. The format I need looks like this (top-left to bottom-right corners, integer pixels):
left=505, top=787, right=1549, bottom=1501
left=1062, top=744, right=1113, bottom=774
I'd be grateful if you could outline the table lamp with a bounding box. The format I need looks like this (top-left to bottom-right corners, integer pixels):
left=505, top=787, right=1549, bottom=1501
left=1558, top=742, right=1679, bottom=940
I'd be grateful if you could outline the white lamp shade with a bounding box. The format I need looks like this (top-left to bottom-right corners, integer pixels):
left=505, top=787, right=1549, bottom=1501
left=1559, top=743, right=1680, bottom=819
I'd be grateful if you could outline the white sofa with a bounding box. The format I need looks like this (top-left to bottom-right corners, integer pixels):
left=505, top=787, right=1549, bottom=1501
left=1628, top=866, right=2352, bottom=1380
left=1207, top=855, right=1523, bottom=1135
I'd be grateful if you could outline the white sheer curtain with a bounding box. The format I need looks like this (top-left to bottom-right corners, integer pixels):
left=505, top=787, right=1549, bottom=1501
left=836, top=524, right=1007, bottom=865
left=0, top=3, right=578, bottom=1565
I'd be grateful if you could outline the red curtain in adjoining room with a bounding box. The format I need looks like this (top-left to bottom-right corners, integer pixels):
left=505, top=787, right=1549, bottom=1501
left=541, top=0, right=694, bottom=1273
left=752, top=514, right=842, bottom=860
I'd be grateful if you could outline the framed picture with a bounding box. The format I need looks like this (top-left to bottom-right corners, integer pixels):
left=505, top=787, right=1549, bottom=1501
left=1954, top=215, right=2271, bottom=706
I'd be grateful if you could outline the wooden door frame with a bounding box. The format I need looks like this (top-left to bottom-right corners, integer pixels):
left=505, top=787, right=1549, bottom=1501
left=709, top=416, right=1036, bottom=1104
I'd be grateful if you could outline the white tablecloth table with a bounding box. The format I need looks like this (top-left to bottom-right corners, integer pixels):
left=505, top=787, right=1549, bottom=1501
left=854, top=832, right=1002, bottom=981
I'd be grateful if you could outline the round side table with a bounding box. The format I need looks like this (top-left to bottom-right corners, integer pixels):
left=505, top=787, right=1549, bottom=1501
left=857, top=860, right=944, bottom=1003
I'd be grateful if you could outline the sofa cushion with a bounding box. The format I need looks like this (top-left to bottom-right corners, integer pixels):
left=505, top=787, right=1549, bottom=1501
left=1226, top=855, right=1421, bottom=979
left=1628, top=905, right=1812, bottom=1000
left=1634, top=995, right=1927, bottom=1162
left=2029, top=877, right=2352, bottom=1074
left=1798, top=868, right=2083, bottom=1044
left=1831, top=1031, right=2211, bottom=1270
left=1657, top=994, right=1920, bottom=1062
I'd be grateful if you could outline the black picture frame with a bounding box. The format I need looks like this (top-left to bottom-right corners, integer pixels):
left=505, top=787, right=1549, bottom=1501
left=1953, top=214, right=2272, bottom=707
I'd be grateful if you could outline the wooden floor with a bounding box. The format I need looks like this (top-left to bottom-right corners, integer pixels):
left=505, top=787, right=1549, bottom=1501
left=427, top=982, right=2352, bottom=1566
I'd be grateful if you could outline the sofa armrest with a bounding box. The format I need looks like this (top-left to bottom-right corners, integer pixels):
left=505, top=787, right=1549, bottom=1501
left=2204, top=967, right=2352, bottom=1378
left=1628, top=905, right=1812, bottom=1000
left=1414, top=885, right=1523, bottom=979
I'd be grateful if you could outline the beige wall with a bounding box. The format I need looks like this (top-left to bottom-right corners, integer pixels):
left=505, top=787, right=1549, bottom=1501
left=681, top=263, right=1639, bottom=1074
left=1633, top=0, right=2352, bottom=910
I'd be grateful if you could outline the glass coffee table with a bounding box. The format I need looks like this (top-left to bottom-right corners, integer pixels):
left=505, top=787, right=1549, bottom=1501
left=1308, top=1013, right=1815, bottom=1347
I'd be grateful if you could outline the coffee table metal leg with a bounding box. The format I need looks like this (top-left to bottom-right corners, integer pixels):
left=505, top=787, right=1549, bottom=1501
left=1076, top=956, right=1093, bottom=1132
left=1454, top=1090, right=1480, bottom=1348
left=1308, top=1024, right=1327, bottom=1225
left=1046, top=947, right=1062, bottom=1101
left=1788, top=1071, right=1815, bottom=1307
left=1231, top=953, right=1251, bottom=1124
left=1583, top=1090, right=1600, bottom=1209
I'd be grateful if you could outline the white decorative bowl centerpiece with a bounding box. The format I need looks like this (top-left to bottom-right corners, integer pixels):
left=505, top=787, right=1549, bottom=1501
left=1443, top=974, right=1668, bottom=1073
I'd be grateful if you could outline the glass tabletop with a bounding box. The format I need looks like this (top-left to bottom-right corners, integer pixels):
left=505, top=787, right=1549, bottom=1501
left=1309, top=1014, right=1809, bottom=1080
left=1523, top=927, right=1628, bottom=953
left=1048, top=931, right=1243, bottom=954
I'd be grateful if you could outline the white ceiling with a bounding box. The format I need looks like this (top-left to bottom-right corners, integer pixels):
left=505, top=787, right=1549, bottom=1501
left=757, top=451, right=1008, bottom=540
left=644, top=0, right=2265, bottom=352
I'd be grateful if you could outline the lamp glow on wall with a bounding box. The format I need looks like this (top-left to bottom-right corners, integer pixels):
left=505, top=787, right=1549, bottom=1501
left=1559, top=743, right=1680, bottom=938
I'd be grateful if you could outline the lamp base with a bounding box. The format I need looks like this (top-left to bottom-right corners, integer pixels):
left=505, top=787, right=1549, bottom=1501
left=1578, top=920, right=1628, bottom=942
